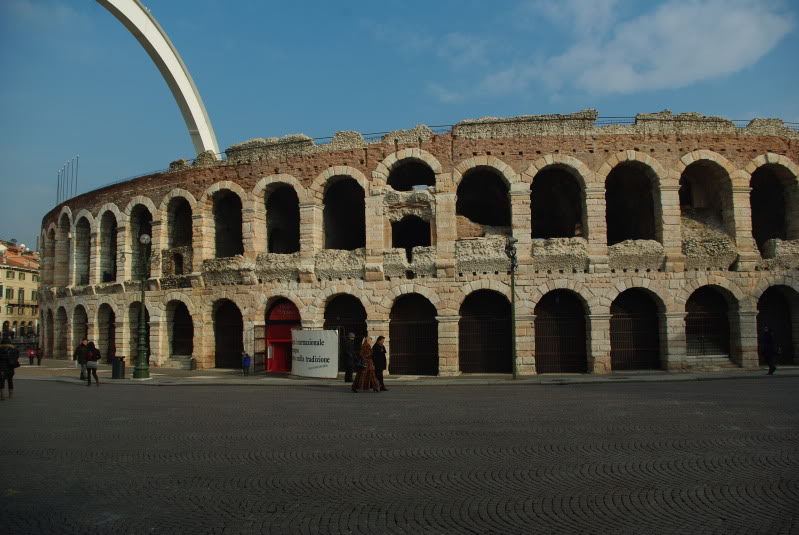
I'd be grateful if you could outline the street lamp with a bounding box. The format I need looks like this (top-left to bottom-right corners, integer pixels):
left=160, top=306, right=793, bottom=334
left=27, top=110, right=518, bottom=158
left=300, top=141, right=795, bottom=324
left=505, top=236, right=519, bottom=380
left=133, top=233, right=151, bottom=380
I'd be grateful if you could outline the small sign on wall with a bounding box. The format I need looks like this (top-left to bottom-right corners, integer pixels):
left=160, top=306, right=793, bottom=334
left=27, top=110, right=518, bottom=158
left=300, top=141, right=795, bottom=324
left=291, top=329, right=339, bottom=378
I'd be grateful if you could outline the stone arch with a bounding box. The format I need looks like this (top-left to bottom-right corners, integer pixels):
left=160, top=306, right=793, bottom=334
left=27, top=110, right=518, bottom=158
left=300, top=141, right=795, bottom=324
left=263, top=294, right=305, bottom=318
left=676, top=277, right=747, bottom=309
left=72, top=209, right=95, bottom=231
left=253, top=174, right=309, bottom=204
left=94, top=297, right=121, bottom=319
left=198, top=180, right=250, bottom=210
left=523, top=154, right=594, bottom=188
left=745, top=153, right=799, bottom=181
left=158, top=188, right=198, bottom=214
left=311, top=286, right=377, bottom=318
left=752, top=275, right=799, bottom=302
left=73, top=214, right=94, bottom=286
left=381, top=284, right=442, bottom=315
left=527, top=159, right=590, bottom=240
left=529, top=280, right=598, bottom=315
left=745, top=155, right=799, bottom=255
left=200, top=182, right=247, bottom=258
left=57, top=206, right=74, bottom=228
left=452, top=156, right=519, bottom=189
left=94, top=203, right=125, bottom=231
left=211, top=297, right=244, bottom=368
left=54, top=211, right=73, bottom=287
left=310, top=166, right=369, bottom=202
left=373, top=149, right=443, bottom=190
left=603, top=278, right=675, bottom=313
left=123, top=195, right=159, bottom=220
left=162, top=291, right=197, bottom=317
left=202, top=291, right=252, bottom=321
left=459, top=288, right=512, bottom=373
left=597, top=151, right=670, bottom=185
left=255, top=176, right=303, bottom=254
left=534, top=288, right=589, bottom=373
left=677, top=153, right=737, bottom=238
left=676, top=150, right=737, bottom=177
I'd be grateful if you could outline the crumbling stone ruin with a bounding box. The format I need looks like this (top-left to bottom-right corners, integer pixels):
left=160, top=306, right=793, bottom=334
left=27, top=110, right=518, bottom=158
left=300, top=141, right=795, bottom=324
left=38, top=110, right=799, bottom=375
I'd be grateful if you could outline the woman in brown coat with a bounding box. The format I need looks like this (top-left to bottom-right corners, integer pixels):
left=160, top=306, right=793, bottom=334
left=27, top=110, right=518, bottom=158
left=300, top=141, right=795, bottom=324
left=352, top=337, right=380, bottom=393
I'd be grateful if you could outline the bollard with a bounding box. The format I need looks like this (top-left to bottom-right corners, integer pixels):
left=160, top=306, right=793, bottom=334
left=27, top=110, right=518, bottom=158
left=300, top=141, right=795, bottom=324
left=190, top=357, right=197, bottom=371
left=112, top=356, right=126, bottom=379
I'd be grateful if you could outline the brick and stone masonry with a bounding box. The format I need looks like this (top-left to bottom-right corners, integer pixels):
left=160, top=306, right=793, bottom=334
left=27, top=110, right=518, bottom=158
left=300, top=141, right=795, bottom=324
left=37, top=110, right=799, bottom=375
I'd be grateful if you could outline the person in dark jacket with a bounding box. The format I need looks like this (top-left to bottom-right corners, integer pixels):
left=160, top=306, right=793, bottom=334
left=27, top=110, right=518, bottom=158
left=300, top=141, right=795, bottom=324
left=762, top=326, right=777, bottom=375
left=73, top=338, right=89, bottom=381
left=85, top=341, right=101, bottom=386
left=372, top=336, right=388, bottom=392
left=0, top=336, right=20, bottom=400
left=352, top=337, right=380, bottom=393
left=343, top=332, right=356, bottom=383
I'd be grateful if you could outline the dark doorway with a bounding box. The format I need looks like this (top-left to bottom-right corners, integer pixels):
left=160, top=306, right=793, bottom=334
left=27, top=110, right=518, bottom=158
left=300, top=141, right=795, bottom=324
left=750, top=165, right=797, bottom=255
left=167, top=197, right=193, bottom=248
left=73, top=306, right=88, bottom=346
left=266, top=299, right=301, bottom=373
left=99, top=212, right=118, bottom=283
left=679, top=161, right=734, bottom=236
left=130, top=205, right=153, bottom=279
left=610, top=289, right=661, bottom=370
left=324, top=178, right=365, bottom=250
left=685, top=287, right=730, bottom=356
left=74, top=217, right=91, bottom=285
left=606, top=162, right=658, bottom=244
left=214, top=300, right=243, bottom=368
left=213, top=190, right=244, bottom=258
left=757, top=287, right=796, bottom=365
left=534, top=290, right=587, bottom=373
left=45, top=309, right=54, bottom=359
left=459, top=290, right=512, bottom=373
left=174, top=254, right=184, bottom=276
left=390, top=294, right=438, bottom=375
left=531, top=168, right=584, bottom=238
left=456, top=168, right=510, bottom=227
left=387, top=161, right=435, bottom=191
left=129, top=303, right=151, bottom=364
left=170, top=301, right=194, bottom=356
left=391, top=216, right=431, bottom=262
left=267, top=186, right=300, bottom=253
left=323, top=294, right=367, bottom=372
left=97, top=304, right=116, bottom=363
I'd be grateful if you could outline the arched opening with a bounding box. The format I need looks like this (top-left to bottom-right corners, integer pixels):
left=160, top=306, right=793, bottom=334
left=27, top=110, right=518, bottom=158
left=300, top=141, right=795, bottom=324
left=173, top=254, right=184, bottom=276
left=391, top=216, right=431, bottom=263
left=679, top=161, right=735, bottom=237
left=214, top=299, right=243, bottom=368
left=606, top=162, right=660, bottom=244
left=266, top=185, right=300, bottom=254
left=459, top=290, right=511, bottom=373
left=534, top=290, right=587, bottom=373
left=167, top=300, right=193, bottom=357
left=99, top=212, right=118, bottom=283
left=128, top=302, right=151, bottom=365
left=213, top=190, right=244, bottom=258
left=456, top=167, right=511, bottom=229
left=167, top=197, right=193, bottom=248
left=45, top=228, right=56, bottom=284
left=72, top=305, right=88, bottom=349
left=54, top=307, right=67, bottom=359
left=129, top=205, right=153, bottom=279
left=54, top=213, right=71, bottom=286
left=531, top=167, right=585, bottom=238
left=74, top=217, right=91, bottom=285
left=323, top=294, right=367, bottom=372
left=324, top=178, right=365, bottom=250
left=45, top=309, right=54, bottom=358
left=610, top=289, right=661, bottom=370
left=685, top=286, right=731, bottom=357
left=2, top=321, right=9, bottom=335
left=265, top=298, right=300, bottom=373
left=389, top=294, right=438, bottom=375
left=750, top=164, right=799, bottom=256
left=387, top=160, right=435, bottom=191
left=97, top=304, right=116, bottom=363
left=757, top=286, right=797, bottom=365
left=12, top=322, right=18, bottom=337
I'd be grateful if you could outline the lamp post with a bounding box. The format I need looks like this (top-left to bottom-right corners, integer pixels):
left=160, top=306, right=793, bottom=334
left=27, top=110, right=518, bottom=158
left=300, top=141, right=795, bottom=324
left=505, top=236, right=519, bottom=380
left=133, top=233, right=151, bottom=379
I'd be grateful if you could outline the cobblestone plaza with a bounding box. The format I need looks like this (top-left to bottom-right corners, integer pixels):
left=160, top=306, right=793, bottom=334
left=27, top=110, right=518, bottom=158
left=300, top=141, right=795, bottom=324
left=2, top=379, right=798, bottom=534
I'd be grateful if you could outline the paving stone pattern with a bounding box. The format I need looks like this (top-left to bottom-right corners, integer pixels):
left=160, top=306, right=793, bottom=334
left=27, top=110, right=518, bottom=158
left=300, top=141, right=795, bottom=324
left=2, top=380, right=798, bottom=534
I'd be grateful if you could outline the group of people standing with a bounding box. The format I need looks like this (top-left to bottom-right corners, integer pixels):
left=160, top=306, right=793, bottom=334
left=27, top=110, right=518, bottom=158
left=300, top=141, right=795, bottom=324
left=73, top=338, right=102, bottom=386
left=344, top=333, right=388, bottom=393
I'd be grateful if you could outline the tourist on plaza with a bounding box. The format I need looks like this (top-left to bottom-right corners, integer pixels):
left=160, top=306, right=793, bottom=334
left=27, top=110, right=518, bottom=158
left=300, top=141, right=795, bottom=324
left=762, top=326, right=777, bottom=375
left=241, top=351, right=251, bottom=376
left=352, top=337, right=380, bottom=393
left=343, top=332, right=356, bottom=383
left=0, top=336, right=20, bottom=400
left=73, top=338, right=89, bottom=381
left=85, top=341, right=101, bottom=386
left=27, top=346, right=35, bottom=366
left=372, top=336, right=388, bottom=392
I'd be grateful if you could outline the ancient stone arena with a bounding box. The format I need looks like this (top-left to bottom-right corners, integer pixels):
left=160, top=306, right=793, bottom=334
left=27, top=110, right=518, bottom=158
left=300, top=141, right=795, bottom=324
left=37, top=110, right=799, bottom=375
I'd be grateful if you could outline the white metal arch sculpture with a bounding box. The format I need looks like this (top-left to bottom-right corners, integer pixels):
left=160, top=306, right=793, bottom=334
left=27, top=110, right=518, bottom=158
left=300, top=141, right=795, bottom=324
left=97, top=0, right=220, bottom=155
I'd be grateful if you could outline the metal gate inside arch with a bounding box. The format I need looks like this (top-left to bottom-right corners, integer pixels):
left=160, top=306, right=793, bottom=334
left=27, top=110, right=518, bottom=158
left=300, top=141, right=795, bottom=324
left=214, top=300, right=243, bottom=368
left=610, top=289, right=660, bottom=370
left=389, top=294, right=438, bottom=375
left=459, top=290, right=512, bottom=374
left=534, top=290, right=587, bottom=373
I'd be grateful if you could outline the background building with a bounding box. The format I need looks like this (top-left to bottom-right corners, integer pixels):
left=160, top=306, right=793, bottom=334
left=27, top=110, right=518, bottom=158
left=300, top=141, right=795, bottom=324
left=37, top=110, right=799, bottom=374
left=0, top=239, right=40, bottom=341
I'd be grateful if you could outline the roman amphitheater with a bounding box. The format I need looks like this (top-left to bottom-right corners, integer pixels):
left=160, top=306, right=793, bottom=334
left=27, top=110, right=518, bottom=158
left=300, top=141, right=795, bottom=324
left=37, top=110, right=799, bottom=376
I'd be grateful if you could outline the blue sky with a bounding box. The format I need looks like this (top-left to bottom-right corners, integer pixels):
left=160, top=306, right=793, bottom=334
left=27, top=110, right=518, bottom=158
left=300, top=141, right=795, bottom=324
left=1, top=0, right=797, bottom=249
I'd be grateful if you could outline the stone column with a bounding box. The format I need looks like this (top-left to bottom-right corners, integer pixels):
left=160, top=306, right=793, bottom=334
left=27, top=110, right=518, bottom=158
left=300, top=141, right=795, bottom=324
left=436, top=315, right=459, bottom=376
left=117, top=314, right=131, bottom=364
left=434, top=193, right=457, bottom=278
left=510, top=186, right=532, bottom=265
left=241, top=201, right=259, bottom=259
left=117, top=224, right=132, bottom=282
left=587, top=313, right=611, bottom=374
left=249, top=198, right=267, bottom=256
left=148, top=312, right=164, bottom=367
left=662, top=312, right=688, bottom=371
left=735, top=309, right=759, bottom=369
left=364, top=196, right=385, bottom=281
left=89, top=231, right=100, bottom=285
left=585, top=187, right=608, bottom=273
left=731, top=185, right=759, bottom=270
left=515, top=313, right=536, bottom=375
left=299, top=203, right=322, bottom=283
left=191, top=313, right=207, bottom=369
left=660, top=184, right=684, bottom=272
left=149, top=220, right=164, bottom=279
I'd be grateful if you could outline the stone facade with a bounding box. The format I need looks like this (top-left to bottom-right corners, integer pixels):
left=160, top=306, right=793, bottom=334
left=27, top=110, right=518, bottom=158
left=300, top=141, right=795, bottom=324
left=37, top=111, right=799, bottom=375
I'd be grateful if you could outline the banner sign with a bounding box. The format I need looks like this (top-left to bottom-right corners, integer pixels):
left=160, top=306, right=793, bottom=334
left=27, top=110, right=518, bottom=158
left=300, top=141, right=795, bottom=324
left=291, top=329, right=339, bottom=378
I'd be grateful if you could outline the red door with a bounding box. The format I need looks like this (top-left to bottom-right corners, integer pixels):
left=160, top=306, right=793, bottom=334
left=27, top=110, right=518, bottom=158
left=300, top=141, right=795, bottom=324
left=266, top=299, right=301, bottom=373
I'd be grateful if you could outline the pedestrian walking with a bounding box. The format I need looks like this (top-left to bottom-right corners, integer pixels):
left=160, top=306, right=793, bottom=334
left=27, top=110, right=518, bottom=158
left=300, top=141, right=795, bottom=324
left=762, top=326, right=777, bottom=375
left=241, top=351, right=251, bottom=376
left=0, top=336, right=20, bottom=400
left=86, top=341, right=101, bottom=386
left=343, top=332, right=356, bottom=383
left=36, top=346, right=42, bottom=366
left=73, top=338, right=89, bottom=381
left=372, top=336, right=388, bottom=391
left=352, top=337, right=380, bottom=393
left=27, top=347, right=35, bottom=366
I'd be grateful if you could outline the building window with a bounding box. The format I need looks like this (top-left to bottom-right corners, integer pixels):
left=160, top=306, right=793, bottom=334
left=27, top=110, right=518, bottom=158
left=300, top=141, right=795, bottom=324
left=0, top=284, right=3, bottom=299
left=19, top=273, right=25, bottom=281
left=6, top=306, right=12, bottom=316
left=31, top=290, right=37, bottom=301
left=5, top=271, right=13, bottom=279
left=5, top=288, right=13, bottom=299
left=32, top=274, right=39, bottom=282
left=18, top=289, right=24, bottom=303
